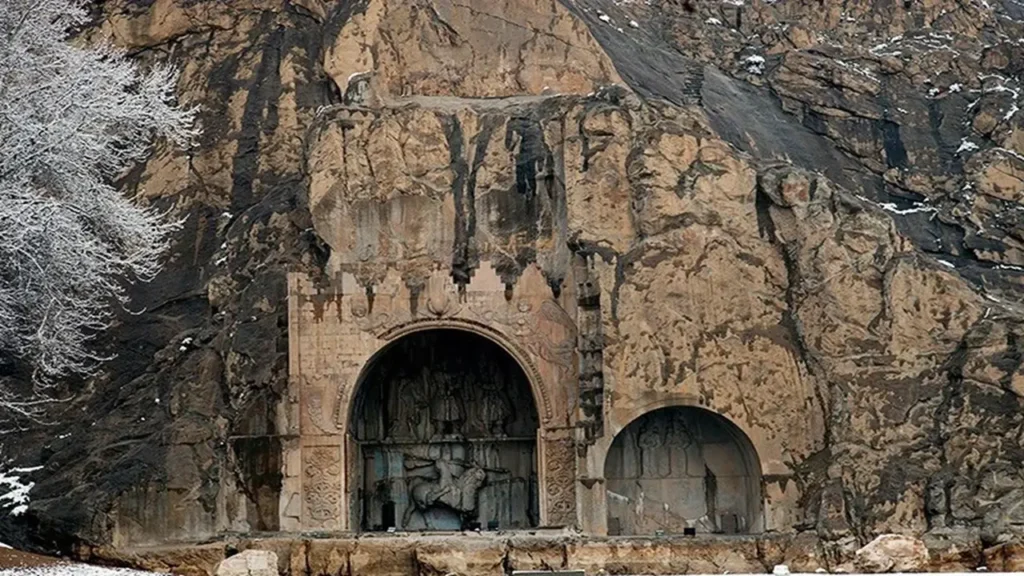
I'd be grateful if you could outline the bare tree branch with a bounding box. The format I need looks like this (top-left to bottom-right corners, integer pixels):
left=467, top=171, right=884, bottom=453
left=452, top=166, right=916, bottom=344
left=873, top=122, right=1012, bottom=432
left=0, top=0, right=199, bottom=421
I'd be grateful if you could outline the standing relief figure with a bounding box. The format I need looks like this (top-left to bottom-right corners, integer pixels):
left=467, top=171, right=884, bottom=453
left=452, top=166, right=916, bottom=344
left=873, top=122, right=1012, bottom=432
left=389, top=369, right=430, bottom=441
left=637, top=419, right=670, bottom=478
left=430, top=371, right=465, bottom=439
left=478, top=364, right=512, bottom=437
left=666, top=412, right=694, bottom=476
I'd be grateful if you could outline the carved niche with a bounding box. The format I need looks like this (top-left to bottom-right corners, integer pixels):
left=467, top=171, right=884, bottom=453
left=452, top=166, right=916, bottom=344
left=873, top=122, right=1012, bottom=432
left=351, top=329, right=541, bottom=531
left=604, top=407, right=762, bottom=536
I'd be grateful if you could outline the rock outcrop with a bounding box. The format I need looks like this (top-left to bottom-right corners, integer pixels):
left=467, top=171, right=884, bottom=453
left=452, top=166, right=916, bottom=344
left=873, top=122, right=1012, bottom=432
left=216, top=550, right=278, bottom=576
left=1, top=0, right=1023, bottom=574
left=854, top=534, right=929, bottom=573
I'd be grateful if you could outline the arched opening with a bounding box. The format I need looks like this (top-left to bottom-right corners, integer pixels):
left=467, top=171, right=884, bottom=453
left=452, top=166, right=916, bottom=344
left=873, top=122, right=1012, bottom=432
left=350, top=329, right=540, bottom=531
left=604, top=406, right=763, bottom=535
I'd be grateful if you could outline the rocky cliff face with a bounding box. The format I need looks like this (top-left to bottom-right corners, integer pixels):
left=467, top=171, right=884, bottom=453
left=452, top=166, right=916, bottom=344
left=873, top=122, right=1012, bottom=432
left=2, top=0, right=1024, bottom=571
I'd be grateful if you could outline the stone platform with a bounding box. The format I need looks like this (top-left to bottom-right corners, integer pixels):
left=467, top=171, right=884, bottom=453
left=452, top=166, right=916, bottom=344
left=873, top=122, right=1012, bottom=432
left=75, top=530, right=1024, bottom=576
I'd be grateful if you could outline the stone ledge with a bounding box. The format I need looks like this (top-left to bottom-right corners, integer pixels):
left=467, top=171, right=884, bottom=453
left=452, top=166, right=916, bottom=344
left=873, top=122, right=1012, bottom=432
left=79, top=530, right=1023, bottom=576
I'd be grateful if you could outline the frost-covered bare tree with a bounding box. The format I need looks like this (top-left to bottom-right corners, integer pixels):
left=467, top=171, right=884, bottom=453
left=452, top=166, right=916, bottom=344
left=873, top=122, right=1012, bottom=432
left=0, top=0, right=198, bottom=420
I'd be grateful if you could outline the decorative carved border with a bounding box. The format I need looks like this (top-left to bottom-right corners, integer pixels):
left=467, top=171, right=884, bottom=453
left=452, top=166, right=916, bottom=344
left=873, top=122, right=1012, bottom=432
left=543, top=436, right=578, bottom=527
left=303, top=445, right=343, bottom=530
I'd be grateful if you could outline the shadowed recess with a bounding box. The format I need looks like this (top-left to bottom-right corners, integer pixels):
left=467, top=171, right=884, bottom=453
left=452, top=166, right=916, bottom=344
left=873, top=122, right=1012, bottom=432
left=605, top=406, right=763, bottom=535
left=350, top=329, right=540, bottom=531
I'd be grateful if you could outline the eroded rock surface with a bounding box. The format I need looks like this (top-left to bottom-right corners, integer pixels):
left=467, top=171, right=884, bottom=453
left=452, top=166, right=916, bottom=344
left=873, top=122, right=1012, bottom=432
left=854, top=534, right=929, bottom=573
left=216, top=550, right=279, bottom=576
left=0, top=0, right=1023, bottom=574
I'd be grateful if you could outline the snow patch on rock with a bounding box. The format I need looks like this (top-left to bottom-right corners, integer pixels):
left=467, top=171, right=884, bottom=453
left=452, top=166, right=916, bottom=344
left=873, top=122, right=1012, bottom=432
left=743, top=54, right=766, bottom=75
left=0, top=467, right=40, bottom=517
left=957, top=138, right=980, bottom=154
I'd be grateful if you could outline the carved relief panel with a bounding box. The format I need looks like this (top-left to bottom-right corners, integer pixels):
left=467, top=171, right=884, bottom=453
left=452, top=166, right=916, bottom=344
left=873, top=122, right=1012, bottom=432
left=603, top=407, right=762, bottom=536
left=302, top=444, right=343, bottom=530
left=352, top=330, right=539, bottom=531
left=541, top=435, right=578, bottom=527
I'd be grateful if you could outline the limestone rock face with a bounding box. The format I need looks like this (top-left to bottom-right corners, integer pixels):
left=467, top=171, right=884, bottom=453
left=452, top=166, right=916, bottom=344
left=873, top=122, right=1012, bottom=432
left=565, top=0, right=1024, bottom=295
left=216, top=550, right=279, bottom=576
left=985, top=540, right=1024, bottom=572
left=854, top=534, right=929, bottom=573
left=414, top=539, right=506, bottom=576
left=0, top=0, right=1023, bottom=574
left=322, top=0, right=622, bottom=101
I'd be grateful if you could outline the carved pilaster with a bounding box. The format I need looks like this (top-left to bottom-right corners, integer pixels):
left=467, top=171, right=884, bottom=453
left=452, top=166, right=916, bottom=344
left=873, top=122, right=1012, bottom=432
left=541, top=435, right=577, bottom=527
left=302, top=443, right=343, bottom=530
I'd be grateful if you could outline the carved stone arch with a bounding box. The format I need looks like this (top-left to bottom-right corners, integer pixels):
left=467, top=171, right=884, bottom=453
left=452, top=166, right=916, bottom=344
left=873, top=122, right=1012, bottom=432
left=284, top=272, right=578, bottom=532
left=364, top=317, right=554, bottom=425
left=601, top=401, right=765, bottom=535
left=607, top=394, right=769, bottom=477
left=343, top=322, right=550, bottom=531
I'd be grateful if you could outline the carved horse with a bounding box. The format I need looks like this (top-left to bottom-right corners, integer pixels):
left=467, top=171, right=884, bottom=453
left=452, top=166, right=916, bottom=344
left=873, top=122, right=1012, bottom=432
left=403, top=464, right=487, bottom=528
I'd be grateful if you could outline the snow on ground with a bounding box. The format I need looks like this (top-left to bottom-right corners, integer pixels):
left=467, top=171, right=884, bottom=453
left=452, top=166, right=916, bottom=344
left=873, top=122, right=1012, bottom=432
left=0, top=566, right=166, bottom=576
left=0, top=548, right=166, bottom=576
